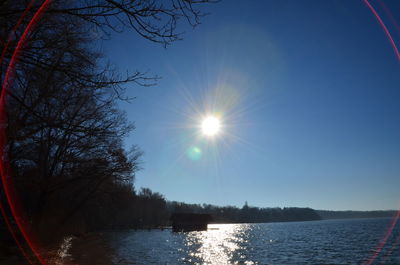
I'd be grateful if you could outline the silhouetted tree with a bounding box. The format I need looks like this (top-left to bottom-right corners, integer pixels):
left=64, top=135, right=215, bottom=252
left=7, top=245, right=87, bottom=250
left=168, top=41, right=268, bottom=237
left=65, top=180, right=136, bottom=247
left=4, top=13, right=142, bottom=238
left=0, top=0, right=216, bottom=242
left=136, top=188, right=168, bottom=227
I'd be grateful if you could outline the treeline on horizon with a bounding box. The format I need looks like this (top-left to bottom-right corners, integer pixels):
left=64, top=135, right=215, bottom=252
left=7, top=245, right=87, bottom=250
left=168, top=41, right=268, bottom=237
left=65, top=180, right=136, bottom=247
left=98, top=188, right=395, bottom=230
left=70, top=187, right=322, bottom=232
left=317, top=210, right=396, bottom=220
left=168, top=201, right=321, bottom=224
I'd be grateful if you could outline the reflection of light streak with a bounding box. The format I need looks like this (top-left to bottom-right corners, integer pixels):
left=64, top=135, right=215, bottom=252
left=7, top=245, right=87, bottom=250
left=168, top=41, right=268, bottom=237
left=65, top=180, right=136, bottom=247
left=364, top=210, right=400, bottom=265
left=363, top=0, right=400, bottom=61
left=0, top=1, right=53, bottom=264
left=183, top=224, right=254, bottom=264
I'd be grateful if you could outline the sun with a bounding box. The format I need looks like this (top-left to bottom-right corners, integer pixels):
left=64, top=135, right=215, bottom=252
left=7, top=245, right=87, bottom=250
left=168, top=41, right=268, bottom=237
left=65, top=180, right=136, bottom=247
left=201, top=116, right=221, bottom=136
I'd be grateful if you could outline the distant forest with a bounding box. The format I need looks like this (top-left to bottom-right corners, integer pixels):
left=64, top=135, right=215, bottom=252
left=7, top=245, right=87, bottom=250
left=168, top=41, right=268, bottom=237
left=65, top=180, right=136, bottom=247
left=317, top=210, right=396, bottom=220
left=97, top=191, right=323, bottom=230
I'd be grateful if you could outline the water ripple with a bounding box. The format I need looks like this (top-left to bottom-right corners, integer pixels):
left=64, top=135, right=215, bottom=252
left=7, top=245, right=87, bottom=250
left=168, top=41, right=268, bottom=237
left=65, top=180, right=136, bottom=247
left=67, top=218, right=400, bottom=265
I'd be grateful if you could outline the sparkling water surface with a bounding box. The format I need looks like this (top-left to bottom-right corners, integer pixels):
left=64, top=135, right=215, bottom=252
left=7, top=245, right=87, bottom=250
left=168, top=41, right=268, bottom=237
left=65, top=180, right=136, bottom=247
left=75, top=218, right=400, bottom=264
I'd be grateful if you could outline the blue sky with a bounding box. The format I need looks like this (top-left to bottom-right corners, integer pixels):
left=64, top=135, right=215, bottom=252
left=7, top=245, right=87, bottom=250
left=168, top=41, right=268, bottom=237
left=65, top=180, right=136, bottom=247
left=103, top=0, right=400, bottom=210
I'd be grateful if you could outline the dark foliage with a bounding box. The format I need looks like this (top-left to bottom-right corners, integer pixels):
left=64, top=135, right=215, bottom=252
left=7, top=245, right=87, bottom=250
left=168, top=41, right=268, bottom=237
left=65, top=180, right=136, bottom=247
left=167, top=201, right=321, bottom=224
left=0, top=0, right=215, bottom=244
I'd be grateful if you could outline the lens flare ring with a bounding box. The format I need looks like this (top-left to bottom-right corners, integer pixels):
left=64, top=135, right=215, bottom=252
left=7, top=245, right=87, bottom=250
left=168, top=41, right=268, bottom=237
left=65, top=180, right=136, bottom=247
left=362, top=1, right=400, bottom=263
left=0, top=0, right=53, bottom=264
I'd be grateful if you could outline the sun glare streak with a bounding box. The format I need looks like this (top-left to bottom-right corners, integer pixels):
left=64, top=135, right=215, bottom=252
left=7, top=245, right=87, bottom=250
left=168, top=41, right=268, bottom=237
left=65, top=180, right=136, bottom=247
left=201, top=116, right=221, bottom=136
left=155, top=51, right=275, bottom=198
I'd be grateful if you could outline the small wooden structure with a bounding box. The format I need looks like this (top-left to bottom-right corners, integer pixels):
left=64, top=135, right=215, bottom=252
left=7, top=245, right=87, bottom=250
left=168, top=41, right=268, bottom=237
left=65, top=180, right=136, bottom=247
left=170, top=213, right=212, bottom=232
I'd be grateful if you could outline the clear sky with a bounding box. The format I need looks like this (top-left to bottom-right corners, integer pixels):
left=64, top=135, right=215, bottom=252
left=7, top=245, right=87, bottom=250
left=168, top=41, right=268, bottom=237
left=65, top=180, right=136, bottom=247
left=103, top=0, right=400, bottom=211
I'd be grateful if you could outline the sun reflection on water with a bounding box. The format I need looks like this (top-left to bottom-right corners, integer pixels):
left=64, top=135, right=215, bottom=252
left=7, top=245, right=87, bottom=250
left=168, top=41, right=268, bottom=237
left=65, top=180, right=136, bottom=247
left=179, top=224, right=256, bottom=265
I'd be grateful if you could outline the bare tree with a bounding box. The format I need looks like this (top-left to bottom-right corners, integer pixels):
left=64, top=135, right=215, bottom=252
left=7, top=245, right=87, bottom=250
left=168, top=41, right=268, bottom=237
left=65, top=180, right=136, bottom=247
left=0, top=0, right=217, bottom=240
left=0, top=0, right=218, bottom=46
left=5, top=13, right=143, bottom=235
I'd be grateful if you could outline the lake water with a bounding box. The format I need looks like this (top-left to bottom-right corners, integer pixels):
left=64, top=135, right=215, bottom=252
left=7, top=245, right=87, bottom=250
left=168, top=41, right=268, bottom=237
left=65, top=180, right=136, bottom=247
left=68, top=218, right=400, bottom=265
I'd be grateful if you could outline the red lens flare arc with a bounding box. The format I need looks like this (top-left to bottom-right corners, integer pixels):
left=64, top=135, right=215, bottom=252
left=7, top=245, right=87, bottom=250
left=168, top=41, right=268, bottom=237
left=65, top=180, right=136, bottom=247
left=377, top=0, right=400, bottom=38
left=362, top=1, right=400, bottom=263
left=0, top=1, right=399, bottom=264
left=364, top=0, right=400, bottom=61
left=0, top=0, right=52, bottom=264
left=363, top=210, right=400, bottom=265
left=0, top=0, right=37, bottom=64
left=0, top=202, right=34, bottom=264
